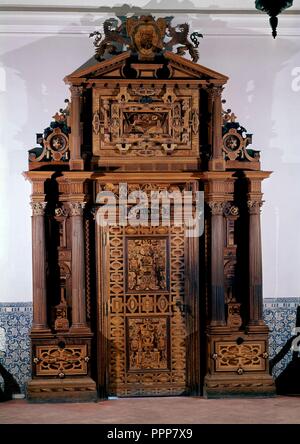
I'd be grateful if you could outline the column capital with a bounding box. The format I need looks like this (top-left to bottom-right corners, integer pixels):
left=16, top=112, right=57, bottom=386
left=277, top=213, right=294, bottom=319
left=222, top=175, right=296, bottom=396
left=69, top=201, right=86, bottom=216
left=206, top=84, right=224, bottom=99
left=208, top=201, right=226, bottom=216
left=70, top=85, right=84, bottom=97
left=31, top=201, right=47, bottom=216
left=247, top=200, right=264, bottom=215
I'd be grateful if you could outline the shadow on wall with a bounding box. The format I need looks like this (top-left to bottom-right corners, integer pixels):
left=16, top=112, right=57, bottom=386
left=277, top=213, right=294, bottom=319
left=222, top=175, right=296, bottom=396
left=0, top=362, right=21, bottom=402
left=270, top=306, right=300, bottom=395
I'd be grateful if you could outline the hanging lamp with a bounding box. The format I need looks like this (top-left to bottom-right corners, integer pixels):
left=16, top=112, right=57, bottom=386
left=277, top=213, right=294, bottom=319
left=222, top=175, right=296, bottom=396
left=255, top=0, right=294, bottom=38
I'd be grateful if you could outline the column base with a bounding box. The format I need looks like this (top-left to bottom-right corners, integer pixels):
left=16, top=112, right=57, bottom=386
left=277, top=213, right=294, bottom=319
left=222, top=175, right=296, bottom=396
left=69, top=325, right=92, bottom=335
left=27, top=377, right=97, bottom=403
left=246, top=322, right=269, bottom=334
left=203, top=373, right=276, bottom=398
left=30, top=327, right=52, bottom=338
left=69, top=159, right=84, bottom=170
left=208, top=158, right=226, bottom=171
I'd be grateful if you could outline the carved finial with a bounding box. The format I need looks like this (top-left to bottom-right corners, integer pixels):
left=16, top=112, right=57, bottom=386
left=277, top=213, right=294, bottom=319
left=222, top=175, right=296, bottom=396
left=223, top=108, right=237, bottom=123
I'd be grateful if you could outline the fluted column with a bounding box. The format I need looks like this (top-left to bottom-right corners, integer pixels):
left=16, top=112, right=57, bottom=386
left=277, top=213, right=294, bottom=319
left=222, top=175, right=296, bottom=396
left=69, top=85, right=84, bottom=171
left=69, top=201, right=89, bottom=331
left=208, top=201, right=226, bottom=326
left=207, top=85, right=226, bottom=171
left=247, top=199, right=264, bottom=326
left=31, top=201, right=50, bottom=332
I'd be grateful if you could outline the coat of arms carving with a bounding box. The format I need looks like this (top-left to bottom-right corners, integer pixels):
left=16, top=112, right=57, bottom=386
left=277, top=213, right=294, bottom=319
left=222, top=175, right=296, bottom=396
left=126, top=16, right=167, bottom=61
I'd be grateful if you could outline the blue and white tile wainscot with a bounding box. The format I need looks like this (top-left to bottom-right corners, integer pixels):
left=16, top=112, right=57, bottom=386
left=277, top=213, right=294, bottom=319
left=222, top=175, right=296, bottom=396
left=0, top=299, right=299, bottom=396
left=0, top=303, right=32, bottom=396
left=264, top=297, right=300, bottom=378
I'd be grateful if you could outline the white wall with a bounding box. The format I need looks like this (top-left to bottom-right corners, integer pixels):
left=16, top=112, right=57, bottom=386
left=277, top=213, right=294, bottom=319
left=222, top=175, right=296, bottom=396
left=0, top=10, right=300, bottom=301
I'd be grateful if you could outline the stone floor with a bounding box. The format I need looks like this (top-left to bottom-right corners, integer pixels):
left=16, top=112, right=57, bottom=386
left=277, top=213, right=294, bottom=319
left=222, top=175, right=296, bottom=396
left=0, top=396, right=300, bottom=424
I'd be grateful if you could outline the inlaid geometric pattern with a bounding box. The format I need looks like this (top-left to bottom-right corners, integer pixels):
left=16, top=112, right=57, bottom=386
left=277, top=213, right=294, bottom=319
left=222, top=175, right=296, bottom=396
left=126, top=238, right=168, bottom=292
left=35, top=345, right=88, bottom=376
left=127, top=317, right=169, bottom=371
left=215, top=342, right=266, bottom=372
left=107, top=224, right=186, bottom=396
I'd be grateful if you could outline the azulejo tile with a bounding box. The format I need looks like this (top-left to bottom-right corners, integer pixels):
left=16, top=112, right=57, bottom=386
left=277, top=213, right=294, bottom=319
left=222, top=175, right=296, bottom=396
left=0, top=303, right=32, bottom=394
left=0, top=299, right=299, bottom=394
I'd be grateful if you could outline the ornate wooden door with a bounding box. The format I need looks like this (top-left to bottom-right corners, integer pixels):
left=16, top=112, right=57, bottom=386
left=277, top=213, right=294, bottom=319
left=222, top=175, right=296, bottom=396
left=101, top=222, right=188, bottom=397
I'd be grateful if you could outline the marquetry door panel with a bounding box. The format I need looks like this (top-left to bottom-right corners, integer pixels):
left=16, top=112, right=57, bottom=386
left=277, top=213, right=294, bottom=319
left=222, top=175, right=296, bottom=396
left=104, top=224, right=187, bottom=397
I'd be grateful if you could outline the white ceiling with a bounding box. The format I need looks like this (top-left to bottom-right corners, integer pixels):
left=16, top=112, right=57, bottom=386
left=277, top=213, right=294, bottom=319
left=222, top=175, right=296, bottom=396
left=0, top=0, right=300, bottom=11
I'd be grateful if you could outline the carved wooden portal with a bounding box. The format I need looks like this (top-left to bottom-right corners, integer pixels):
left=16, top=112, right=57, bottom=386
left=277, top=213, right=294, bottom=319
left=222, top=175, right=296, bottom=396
left=97, top=206, right=198, bottom=396
left=25, top=15, right=276, bottom=401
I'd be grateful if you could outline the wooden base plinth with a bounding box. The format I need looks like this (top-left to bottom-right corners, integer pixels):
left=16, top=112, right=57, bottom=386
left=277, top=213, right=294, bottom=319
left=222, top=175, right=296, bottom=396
left=203, top=373, right=276, bottom=398
left=69, top=159, right=84, bottom=171
left=27, top=377, right=97, bottom=403
left=208, top=158, right=226, bottom=171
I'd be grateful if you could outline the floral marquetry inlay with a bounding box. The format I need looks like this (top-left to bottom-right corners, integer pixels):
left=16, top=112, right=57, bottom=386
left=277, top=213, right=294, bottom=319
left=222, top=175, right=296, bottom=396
left=34, top=345, right=88, bottom=377
left=93, top=85, right=199, bottom=160
left=128, top=317, right=169, bottom=371
left=214, top=342, right=266, bottom=372
left=126, top=238, right=168, bottom=292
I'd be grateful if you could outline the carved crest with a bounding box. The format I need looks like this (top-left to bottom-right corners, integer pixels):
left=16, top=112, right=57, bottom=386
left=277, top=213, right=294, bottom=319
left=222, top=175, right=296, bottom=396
left=89, top=15, right=202, bottom=63
left=222, top=106, right=260, bottom=162
left=126, top=16, right=167, bottom=61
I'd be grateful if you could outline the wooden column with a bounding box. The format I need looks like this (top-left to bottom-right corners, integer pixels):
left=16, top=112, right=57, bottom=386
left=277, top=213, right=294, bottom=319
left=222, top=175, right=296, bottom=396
left=69, top=85, right=84, bottom=171
left=207, top=85, right=226, bottom=172
left=31, top=201, right=50, bottom=332
left=247, top=199, right=264, bottom=325
left=69, top=201, right=90, bottom=332
left=244, top=171, right=272, bottom=329
left=208, top=201, right=226, bottom=326
left=23, top=171, right=54, bottom=334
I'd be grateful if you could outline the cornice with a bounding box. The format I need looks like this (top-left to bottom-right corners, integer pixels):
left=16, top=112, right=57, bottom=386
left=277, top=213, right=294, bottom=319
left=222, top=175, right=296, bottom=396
left=1, top=11, right=300, bottom=36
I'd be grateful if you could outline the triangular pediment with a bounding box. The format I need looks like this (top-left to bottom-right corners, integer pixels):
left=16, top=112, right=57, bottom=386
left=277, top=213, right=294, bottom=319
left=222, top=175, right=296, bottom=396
left=64, top=52, right=131, bottom=83
left=164, top=51, right=228, bottom=82
left=65, top=50, right=228, bottom=84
